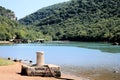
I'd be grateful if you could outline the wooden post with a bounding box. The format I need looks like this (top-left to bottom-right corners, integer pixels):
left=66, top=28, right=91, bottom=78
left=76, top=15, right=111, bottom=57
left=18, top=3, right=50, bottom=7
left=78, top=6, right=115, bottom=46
left=36, top=51, right=44, bottom=66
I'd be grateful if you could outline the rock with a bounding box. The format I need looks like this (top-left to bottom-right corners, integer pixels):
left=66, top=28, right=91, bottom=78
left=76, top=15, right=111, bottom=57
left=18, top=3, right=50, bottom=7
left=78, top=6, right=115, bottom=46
left=21, top=51, right=61, bottom=77
left=112, top=42, right=119, bottom=45
left=113, top=70, right=119, bottom=73
left=29, top=60, right=32, bottom=64
left=13, top=59, right=19, bottom=62
left=8, top=57, right=11, bottom=60
left=21, top=64, right=61, bottom=77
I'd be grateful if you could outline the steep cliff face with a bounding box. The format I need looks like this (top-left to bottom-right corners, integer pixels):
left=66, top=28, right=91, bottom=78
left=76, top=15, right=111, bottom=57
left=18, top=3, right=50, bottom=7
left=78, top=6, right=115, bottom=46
left=0, top=6, right=16, bottom=20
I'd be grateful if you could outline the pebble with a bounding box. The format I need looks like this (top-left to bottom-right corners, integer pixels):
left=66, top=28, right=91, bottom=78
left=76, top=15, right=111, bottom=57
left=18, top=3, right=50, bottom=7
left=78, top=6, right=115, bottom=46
left=113, top=70, right=119, bottom=73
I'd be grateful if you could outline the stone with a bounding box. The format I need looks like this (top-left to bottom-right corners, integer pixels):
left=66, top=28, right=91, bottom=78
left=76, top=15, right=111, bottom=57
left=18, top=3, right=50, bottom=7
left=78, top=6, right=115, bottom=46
left=36, top=51, right=44, bottom=66
left=113, top=70, right=119, bottom=73
left=21, top=51, right=61, bottom=77
left=8, top=57, right=11, bottom=60
left=21, top=64, right=61, bottom=77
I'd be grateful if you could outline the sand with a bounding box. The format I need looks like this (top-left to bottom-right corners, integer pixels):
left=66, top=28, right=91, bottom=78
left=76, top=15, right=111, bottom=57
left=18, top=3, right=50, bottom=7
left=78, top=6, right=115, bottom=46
left=1, top=62, right=119, bottom=80
left=0, top=62, right=83, bottom=80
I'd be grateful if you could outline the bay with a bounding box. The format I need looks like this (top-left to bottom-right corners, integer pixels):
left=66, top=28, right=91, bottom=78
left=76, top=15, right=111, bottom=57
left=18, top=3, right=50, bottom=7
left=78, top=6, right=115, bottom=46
left=0, top=41, right=120, bottom=67
left=1, top=41, right=120, bottom=78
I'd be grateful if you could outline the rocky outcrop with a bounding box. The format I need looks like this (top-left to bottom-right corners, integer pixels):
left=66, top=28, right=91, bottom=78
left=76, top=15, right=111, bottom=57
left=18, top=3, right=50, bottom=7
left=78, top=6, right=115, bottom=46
left=0, top=6, right=16, bottom=20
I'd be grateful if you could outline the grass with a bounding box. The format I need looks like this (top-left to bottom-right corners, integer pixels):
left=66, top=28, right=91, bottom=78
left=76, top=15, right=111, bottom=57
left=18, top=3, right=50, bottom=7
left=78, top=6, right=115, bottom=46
left=0, top=58, right=14, bottom=66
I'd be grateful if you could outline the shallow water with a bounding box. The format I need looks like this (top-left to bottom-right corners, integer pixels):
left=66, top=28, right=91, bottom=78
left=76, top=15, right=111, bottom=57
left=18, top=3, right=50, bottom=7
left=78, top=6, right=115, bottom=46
left=0, top=41, right=120, bottom=78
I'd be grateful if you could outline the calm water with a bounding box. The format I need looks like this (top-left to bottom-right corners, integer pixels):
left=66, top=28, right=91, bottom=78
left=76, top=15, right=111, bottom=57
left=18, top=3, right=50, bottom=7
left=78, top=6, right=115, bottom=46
left=0, top=41, right=120, bottom=67
left=1, top=41, right=120, bottom=78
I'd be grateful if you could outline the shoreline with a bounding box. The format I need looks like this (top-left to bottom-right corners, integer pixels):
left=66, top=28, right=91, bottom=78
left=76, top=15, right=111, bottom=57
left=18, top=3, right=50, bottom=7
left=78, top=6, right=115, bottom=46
left=0, top=62, right=120, bottom=80
left=0, top=62, right=85, bottom=80
left=0, top=41, right=11, bottom=44
left=62, top=65, right=120, bottom=80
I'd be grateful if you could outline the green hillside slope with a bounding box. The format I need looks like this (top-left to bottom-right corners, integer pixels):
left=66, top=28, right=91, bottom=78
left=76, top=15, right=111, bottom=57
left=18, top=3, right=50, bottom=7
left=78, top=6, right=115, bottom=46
left=0, top=6, right=16, bottom=20
left=19, top=0, right=120, bottom=42
left=0, top=6, right=48, bottom=41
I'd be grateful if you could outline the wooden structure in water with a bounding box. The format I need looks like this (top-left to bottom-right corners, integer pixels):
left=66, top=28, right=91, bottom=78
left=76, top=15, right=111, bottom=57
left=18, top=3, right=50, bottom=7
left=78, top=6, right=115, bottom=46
left=21, top=51, right=61, bottom=77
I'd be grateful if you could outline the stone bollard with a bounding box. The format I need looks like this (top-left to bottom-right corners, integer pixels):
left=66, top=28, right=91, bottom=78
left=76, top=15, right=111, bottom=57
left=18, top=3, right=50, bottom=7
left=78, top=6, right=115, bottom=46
left=36, top=51, right=44, bottom=66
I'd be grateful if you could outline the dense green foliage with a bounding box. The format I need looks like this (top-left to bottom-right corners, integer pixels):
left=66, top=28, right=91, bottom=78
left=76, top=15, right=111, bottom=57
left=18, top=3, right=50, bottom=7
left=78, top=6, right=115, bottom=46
left=0, top=7, right=50, bottom=41
left=19, top=0, right=120, bottom=42
left=0, top=6, right=15, bottom=20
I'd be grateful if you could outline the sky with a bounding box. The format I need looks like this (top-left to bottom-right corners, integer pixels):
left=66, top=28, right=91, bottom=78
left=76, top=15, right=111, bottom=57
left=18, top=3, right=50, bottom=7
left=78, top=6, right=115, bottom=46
left=0, top=0, right=69, bottom=19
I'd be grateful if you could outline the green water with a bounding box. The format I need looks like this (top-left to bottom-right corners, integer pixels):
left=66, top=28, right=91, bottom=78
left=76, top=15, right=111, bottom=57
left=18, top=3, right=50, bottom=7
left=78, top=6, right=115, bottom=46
left=45, top=41, right=120, bottom=53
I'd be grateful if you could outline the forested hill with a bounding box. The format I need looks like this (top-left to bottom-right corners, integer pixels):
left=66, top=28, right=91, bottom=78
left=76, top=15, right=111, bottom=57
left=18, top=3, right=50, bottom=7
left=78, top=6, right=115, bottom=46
left=19, top=0, right=120, bottom=42
left=0, top=6, right=16, bottom=20
left=0, top=6, right=49, bottom=41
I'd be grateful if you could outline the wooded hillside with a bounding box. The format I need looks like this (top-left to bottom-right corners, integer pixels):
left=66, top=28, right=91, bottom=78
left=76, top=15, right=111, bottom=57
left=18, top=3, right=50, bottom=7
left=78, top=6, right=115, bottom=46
left=0, top=6, right=49, bottom=41
left=19, top=0, right=120, bottom=42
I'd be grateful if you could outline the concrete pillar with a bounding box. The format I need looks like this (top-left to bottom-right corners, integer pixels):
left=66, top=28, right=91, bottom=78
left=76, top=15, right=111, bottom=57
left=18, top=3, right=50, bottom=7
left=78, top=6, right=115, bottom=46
left=36, top=51, right=44, bottom=66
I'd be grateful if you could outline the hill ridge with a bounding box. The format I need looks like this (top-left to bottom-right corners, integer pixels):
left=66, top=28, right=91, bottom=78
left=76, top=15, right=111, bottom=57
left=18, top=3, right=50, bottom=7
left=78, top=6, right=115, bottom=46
left=19, top=0, right=120, bottom=42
